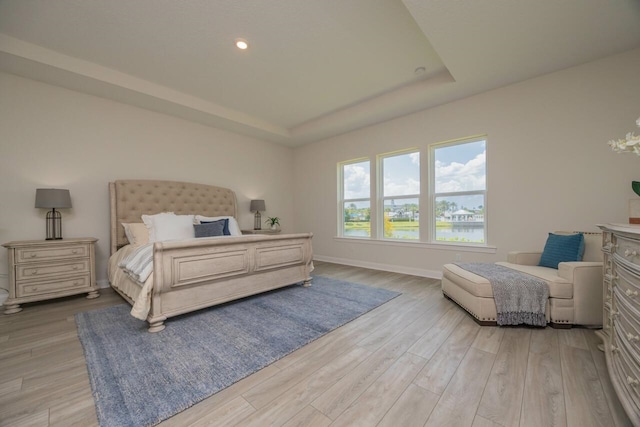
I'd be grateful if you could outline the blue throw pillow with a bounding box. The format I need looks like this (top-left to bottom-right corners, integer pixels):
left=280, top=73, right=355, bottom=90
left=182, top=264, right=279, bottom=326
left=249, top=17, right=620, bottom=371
left=538, top=232, right=585, bottom=269
left=194, top=220, right=226, bottom=238
left=200, top=218, right=230, bottom=235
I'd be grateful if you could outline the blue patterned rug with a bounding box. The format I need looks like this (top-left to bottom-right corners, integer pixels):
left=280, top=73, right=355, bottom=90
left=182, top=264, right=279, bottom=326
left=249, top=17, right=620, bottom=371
left=75, top=275, right=400, bottom=427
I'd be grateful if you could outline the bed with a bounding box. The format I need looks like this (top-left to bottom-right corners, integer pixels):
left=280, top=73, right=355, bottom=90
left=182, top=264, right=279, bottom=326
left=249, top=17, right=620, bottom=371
left=108, top=179, right=314, bottom=332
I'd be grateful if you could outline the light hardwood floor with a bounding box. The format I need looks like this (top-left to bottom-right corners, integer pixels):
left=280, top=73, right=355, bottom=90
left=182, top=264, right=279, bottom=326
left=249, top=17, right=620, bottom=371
left=0, top=261, right=633, bottom=426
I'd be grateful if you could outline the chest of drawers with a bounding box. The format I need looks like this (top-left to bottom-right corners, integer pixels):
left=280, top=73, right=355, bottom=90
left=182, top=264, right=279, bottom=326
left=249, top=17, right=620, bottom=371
left=3, top=238, right=99, bottom=314
left=599, top=224, right=640, bottom=426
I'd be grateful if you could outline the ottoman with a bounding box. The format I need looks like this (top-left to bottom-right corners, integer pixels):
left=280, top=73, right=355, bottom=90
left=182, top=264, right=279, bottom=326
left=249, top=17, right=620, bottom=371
left=442, top=263, right=552, bottom=326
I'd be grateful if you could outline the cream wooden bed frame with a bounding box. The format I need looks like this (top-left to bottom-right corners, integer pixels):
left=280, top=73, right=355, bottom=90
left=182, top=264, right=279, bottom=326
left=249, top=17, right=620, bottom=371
left=109, top=180, right=313, bottom=332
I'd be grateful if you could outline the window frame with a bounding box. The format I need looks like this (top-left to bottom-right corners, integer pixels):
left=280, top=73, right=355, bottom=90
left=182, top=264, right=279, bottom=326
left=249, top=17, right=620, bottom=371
left=377, top=149, right=421, bottom=241
left=338, top=158, right=371, bottom=238
left=336, top=135, right=488, bottom=248
left=429, top=135, right=487, bottom=245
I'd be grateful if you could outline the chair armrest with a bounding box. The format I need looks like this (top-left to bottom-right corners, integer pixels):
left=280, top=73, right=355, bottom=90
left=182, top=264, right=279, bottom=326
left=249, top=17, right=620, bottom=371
left=507, top=251, right=542, bottom=265
left=558, top=261, right=604, bottom=326
left=557, top=262, right=603, bottom=282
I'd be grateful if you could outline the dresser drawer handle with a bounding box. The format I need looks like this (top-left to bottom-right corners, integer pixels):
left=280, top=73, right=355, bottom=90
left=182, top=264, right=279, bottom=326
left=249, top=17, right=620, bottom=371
left=72, top=265, right=79, bottom=270
left=627, top=333, right=640, bottom=343
left=627, top=376, right=639, bottom=387
left=71, top=249, right=78, bottom=254
left=625, top=289, right=639, bottom=298
left=30, top=253, right=36, bottom=258
left=625, top=249, right=638, bottom=257
left=32, top=286, right=38, bottom=291
left=31, top=270, right=38, bottom=275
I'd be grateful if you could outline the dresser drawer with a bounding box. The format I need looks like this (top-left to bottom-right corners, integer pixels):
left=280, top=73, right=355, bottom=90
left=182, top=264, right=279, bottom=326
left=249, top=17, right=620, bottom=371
left=16, top=259, right=90, bottom=281
left=614, top=294, right=640, bottom=358
left=15, top=244, right=90, bottom=263
left=16, top=275, right=91, bottom=297
left=615, top=234, right=640, bottom=269
left=614, top=262, right=640, bottom=311
left=612, top=329, right=640, bottom=411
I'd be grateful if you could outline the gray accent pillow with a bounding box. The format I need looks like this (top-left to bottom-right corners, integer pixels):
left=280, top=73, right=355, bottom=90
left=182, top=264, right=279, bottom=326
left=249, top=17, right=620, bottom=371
left=194, top=220, right=226, bottom=238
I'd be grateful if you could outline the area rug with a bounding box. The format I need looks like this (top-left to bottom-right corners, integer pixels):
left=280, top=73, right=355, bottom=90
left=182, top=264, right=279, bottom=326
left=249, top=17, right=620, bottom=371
left=75, top=275, right=400, bottom=427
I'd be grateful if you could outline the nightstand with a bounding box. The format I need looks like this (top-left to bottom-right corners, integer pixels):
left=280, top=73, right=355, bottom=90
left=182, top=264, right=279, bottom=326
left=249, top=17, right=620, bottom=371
left=2, top=238, right=99, bottom=314
left=241, top=229, right=281, bottom=235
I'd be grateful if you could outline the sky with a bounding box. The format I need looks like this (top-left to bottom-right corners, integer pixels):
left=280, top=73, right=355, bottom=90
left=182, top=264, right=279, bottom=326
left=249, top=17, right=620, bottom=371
left=343, top=139, right=486, bottom=208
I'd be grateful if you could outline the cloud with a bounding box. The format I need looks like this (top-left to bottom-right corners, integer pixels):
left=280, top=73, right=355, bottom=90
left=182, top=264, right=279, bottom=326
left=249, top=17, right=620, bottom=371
left=344, top=164, right=370, bottom=199
left=435, top=151, right=485, bottom=192
left=384, top=177, right=420, bottom=196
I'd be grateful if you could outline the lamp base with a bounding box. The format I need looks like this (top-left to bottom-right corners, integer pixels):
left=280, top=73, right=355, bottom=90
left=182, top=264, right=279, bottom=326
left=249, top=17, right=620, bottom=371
left=46, top=209, right=63, bottom=240
left=254, top=211, right=262, bottom=230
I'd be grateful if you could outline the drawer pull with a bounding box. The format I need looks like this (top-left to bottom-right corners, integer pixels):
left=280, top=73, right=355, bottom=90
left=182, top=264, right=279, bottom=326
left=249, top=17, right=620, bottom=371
left=625, top=249, right=638, bottom=257
left=31, top=270, right=38, bottom=275
left=32, top=286, right=38, bottom=291
left=30, top=253, right=36, bottom=258
left=71, top=249, right=78, bottom=254
left=625, top=289, right=639, bottom=298
left=72, top=265, right=79, bottom=270
left=627, top=376, right=639, bottom=387
left=627, top=333, right=640, bottom=343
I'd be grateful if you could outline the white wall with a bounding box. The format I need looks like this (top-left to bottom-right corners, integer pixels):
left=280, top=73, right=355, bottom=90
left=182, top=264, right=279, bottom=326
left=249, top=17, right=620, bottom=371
left=293, top=48, right=640, bottom=277
left=0, top=72, right=295, bottom=289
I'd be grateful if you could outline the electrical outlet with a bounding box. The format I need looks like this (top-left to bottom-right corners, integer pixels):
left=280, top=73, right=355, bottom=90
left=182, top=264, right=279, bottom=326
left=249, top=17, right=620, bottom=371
left=455, top=253, right=462, bottom=262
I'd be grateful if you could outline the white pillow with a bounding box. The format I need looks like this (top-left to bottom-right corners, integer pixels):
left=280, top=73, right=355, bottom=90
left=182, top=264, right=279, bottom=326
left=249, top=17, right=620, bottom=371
left=142, top=212, right=195, bottom=242
left=195, top=215, right=242, bottom=236
left=122, top=222, right=150, bottom=246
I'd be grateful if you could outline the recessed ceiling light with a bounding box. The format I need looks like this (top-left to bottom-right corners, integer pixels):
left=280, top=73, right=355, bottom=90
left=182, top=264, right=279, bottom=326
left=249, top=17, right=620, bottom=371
left=235, top=39, right=249, bottom=50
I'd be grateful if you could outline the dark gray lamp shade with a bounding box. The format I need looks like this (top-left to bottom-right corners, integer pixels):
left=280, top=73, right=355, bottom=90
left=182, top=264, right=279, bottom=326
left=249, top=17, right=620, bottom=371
left=35, top=188, right=72, bottom=240
left=35, top=188, right=72, bottom=209
left=250, top=199, right=266, bottom=230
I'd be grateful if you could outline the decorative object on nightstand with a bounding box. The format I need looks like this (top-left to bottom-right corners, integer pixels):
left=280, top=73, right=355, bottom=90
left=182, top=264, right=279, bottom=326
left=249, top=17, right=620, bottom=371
left=250, top=199, right=266, bottom=230
left=2, top=237, right=99, bottom=314
left=35, top=188, right=72, bottom=240
left=265, top=216, right=281, bottom=231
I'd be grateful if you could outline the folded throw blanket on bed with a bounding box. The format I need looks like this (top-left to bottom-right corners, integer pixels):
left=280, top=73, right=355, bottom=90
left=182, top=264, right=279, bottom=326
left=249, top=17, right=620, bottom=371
left=119, top=243, right=154, bottom=285
left=455, top=263, right=548, bottom=326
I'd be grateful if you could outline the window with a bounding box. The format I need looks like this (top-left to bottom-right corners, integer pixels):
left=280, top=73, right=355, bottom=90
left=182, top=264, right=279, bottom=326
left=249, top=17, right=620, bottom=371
left=380, top=151, right=420, bottom=240
left=340, top=160, right=371, bottom=237
left=337, top=136, right=487, bottom=246
left=431, top=138, right=486, bottom=244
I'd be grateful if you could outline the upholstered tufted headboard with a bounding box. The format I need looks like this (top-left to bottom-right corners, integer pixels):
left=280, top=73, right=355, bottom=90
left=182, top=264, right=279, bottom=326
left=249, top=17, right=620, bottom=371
left=109, top=180, right=238, bottom=254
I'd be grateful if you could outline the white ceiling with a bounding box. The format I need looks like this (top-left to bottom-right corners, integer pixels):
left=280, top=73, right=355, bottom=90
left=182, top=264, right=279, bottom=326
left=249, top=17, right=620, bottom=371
left=1, top=0, right=639, bottom=146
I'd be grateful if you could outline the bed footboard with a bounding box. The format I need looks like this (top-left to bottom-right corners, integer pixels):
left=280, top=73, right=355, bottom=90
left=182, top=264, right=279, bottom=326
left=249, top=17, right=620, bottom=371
left=147, top=233, right=313, bottom=332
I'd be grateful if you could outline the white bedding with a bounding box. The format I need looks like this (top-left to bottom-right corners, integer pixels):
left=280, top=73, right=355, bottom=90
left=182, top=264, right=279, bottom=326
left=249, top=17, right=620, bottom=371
left=108, top=245, right=154, bottom=320
left=119, top=243, right=154, bottom=284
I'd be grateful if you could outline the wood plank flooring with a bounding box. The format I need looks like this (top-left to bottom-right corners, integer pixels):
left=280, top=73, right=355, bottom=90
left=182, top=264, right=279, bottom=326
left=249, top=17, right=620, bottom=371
left=0, top=261, right=633, bottom=426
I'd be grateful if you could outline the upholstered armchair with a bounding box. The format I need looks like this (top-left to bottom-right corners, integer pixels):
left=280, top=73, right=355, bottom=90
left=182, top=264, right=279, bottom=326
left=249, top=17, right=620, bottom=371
left=495, top=231, right=604, bottom=326
left=442, top=231, right=604, bottom=328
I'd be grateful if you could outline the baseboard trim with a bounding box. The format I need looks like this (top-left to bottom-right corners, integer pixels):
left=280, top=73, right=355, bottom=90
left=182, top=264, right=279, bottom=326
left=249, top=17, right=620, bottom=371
left=313, top=255, right=443, bottom=279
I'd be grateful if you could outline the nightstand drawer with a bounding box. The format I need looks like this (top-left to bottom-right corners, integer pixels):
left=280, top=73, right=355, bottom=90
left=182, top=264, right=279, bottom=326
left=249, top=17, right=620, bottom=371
left=17, top=275, right=91, bottom=297
left=16, top=244, right=90, bottom=263
left=16, top=259, right=90, bottom=281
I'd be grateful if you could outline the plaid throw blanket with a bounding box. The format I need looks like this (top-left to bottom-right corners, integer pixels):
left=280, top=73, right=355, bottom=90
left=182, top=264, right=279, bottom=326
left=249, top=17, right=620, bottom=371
left=455, top=263, right=548, bottom=326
